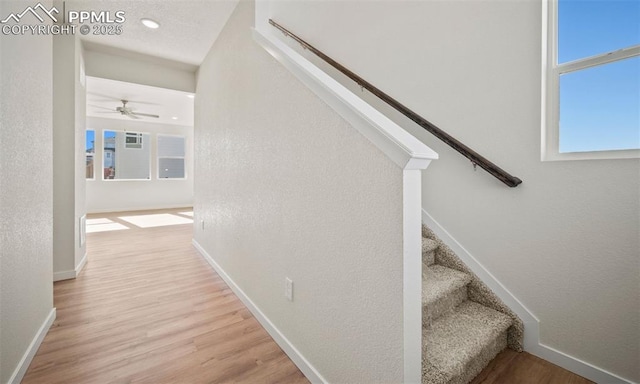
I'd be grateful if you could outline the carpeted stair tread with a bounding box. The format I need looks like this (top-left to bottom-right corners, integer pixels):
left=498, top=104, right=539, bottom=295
left=422, top=265, right=471, bottom=324
left=423, top=265, right=471, bottom=307
left=423, top=237, right=438, bottom=265
left=423, top=301, right=512, bottom=384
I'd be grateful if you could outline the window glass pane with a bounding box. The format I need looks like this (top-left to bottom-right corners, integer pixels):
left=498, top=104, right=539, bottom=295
left=159, top=158, right=185, bottom=179
left=559, top=56, right=640, bottom=153
left=558, top=0, right=640, bottom=64
left=86, top=130, right=95, bottom=179
left=103, top=130, right=150, bottom=180
left=158, top=135, right=185, bottom=157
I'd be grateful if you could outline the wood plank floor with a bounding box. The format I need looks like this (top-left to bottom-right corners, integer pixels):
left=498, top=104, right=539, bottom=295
left=23, top=208, right=309, bottom=384
left=470, top=349, right=593, bottom=384
left=23, top=208, right=594, bottom=384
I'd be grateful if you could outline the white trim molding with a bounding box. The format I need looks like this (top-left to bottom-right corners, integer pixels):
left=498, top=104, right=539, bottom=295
left=402, top=170, right=423, bottom=383
left=53, top=252, right=88, bottom=282
left=76, top=252, right=88, bottom=277
left=7, top=308, right=56, bottom=384
left=53, top=269, right=76, bottom=282
left=87, top=205, right=193, bottom=214
left=252, top=28, right=438, bottom=171
left=541, top=0, right=640, bottom=162
left=192, top=240, right=327, bottom=384
left=422, top=209, right=635, bottom=384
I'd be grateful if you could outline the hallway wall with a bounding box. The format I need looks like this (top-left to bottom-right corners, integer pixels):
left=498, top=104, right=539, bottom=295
left=52, top=32, right=87, bottom=281
left=84, top=47, right=196, bottom=93
left=0, top=0, right=55, bottom=381
left=194, top=1, right=406, bottom=382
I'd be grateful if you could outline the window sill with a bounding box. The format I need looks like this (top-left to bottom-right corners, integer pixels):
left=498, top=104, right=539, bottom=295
left=542, top=148, right=640, bottom=161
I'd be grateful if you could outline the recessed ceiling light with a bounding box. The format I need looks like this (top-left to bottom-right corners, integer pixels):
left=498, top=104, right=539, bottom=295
left=171, top=117, right=178, bottom=120
left=186, top=94, right=195, bottom=99
left=141, top=18, right=160, bottom=29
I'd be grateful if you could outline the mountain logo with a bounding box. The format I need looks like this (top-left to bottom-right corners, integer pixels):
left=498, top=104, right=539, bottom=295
left=1, top=2, right=59, bottom=24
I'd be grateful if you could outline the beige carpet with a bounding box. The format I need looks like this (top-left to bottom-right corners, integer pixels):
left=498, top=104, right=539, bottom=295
left=421, top=226, right=524, bottom=384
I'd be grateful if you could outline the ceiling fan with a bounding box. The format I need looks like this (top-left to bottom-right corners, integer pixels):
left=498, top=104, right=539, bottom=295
left=93, top=100, right=159, bottom=119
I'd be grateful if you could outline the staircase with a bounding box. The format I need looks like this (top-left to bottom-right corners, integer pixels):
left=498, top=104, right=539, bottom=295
left=421, top=227, right=522, bottom=384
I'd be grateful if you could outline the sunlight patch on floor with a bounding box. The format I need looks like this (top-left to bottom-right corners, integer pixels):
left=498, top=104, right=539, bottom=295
left=118, top=213, right=193, bottom=228
left=178, top=211, right=193, bottom=217
left=86, top=218, right=130, bottom=233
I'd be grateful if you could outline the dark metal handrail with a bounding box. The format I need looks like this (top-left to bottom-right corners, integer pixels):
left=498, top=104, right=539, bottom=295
left=269, top=19, right=522, bottom=188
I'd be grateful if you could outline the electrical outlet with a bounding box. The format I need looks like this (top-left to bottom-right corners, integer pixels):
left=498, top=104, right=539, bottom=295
left=285, top=277, right=293, bottom=301
left=201, top=219, right=205, bottom=230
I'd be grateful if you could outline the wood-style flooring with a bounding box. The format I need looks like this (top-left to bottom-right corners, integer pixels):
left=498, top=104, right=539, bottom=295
left=23, top=208, right=593, bottom=384
left=471, top=348, right=593, bottom=384
left=23, top=209, right=309, bottom=384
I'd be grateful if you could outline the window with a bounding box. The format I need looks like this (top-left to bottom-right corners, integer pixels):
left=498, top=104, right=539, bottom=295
left=86, top=130, right=95, bottom=179
left=157, top=135, right=186, bottom=179
left=125, top=132, right=143, bottom=149
left=103, top=130, right=151, bottom=180
left=544, top=0, right=640, bottom=160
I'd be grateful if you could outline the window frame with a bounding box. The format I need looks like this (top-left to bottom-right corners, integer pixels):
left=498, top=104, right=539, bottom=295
left=542, top=0, right=640, bottom=161
left=86, top=129, right=95, bottom=181
left=102, top=130, right=151, bottom=181
left=156, top=134, right=187, bottom=180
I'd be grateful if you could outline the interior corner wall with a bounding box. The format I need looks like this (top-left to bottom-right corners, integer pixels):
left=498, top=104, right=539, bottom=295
left=52, top=33, right=86, bottom=279
left=263, top=1, right=640, bottom=382
left=75, top=38, right=87, bottom=269
left=83, top=49, right=196, bottom=93
left=0, top=0, right=54, bottom=381
left=195, top=1, right=406, bottom=382
left=86, top=117, right=193, bottom=213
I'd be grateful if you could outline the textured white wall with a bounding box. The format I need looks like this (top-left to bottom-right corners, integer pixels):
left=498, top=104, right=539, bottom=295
left=86, top=117, right=193, bottom=213
left=84, top=48, right=196, bottom=93
left=0, top=0, right=54, bottom=380
left=195, top=2, right=406, bottom=382
left=53, top=33, right=86, bottom=277
left=264, top=1, right=640, bottom=381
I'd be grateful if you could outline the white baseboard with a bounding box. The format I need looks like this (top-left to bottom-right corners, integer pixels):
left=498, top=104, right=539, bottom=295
left=53, top=269, right=76, bottom=282
left=422, top=209, right=635, bottom=384
left=76, top=252, right=88, bottom=277
left=87, top=204, right=193, bottom=214
left=532, top=343, right=635, bottom=384
left=53, top=252, right=88, bottom=282
left=192, top=239, right=327, bottom=384
left=7, top=308, right=56, bottom=384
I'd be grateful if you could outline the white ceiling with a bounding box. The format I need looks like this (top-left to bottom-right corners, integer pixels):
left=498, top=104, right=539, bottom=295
left=86, top=76, right=195, bottom=126
left=68, top=0, right=239, bottom=66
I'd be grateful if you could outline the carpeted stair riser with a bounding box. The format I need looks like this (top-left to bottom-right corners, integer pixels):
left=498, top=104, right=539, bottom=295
left=423, top=237, right=438, bottom=266
left=422, top=301, right=511, bottom=384
left=421, top=227, right=523, bottom=384
left=422, top=225, right=524, bottom=352
left=423, top=265, right=471, bottom=325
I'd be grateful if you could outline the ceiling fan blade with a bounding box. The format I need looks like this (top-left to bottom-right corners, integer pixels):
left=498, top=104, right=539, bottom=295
left=131, top=112, right=160, bottom=118
left=126, top=113, right=141, bottom=119
left=96, top=111, right=119, bottom=114
left=88, top=93, right=159, bottom=105
left=125, top=100, right=160, bottom=106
